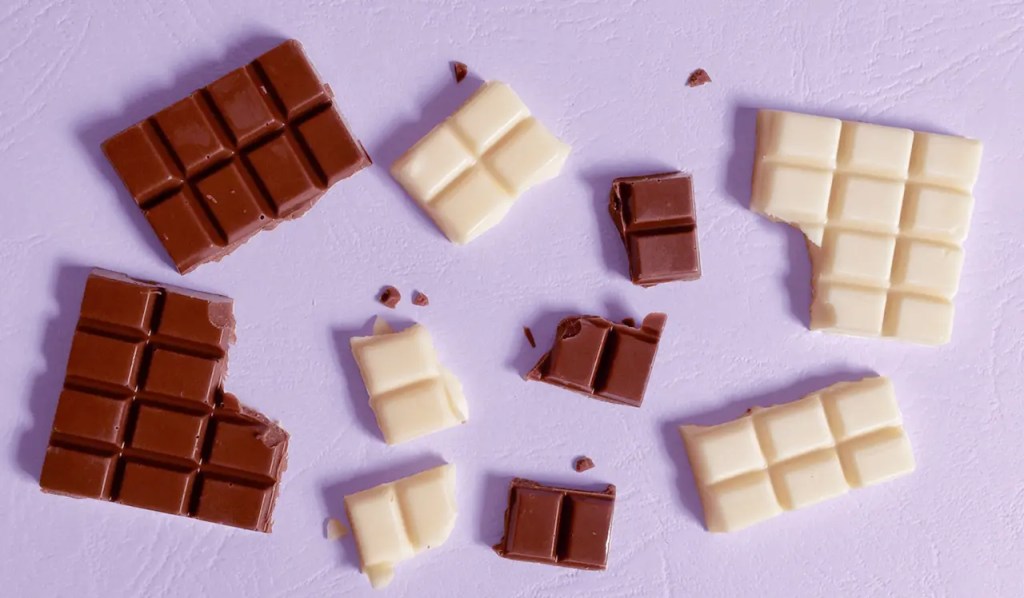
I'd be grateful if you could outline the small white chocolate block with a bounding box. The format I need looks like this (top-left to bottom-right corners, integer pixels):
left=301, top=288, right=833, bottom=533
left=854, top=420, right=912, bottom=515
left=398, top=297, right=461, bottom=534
left=680, top=377, right=914, bottom=533
left=350, top=318, right=468, bottom=445
left=345, top=464, right=457, bottom=589
left=391, top=81, right=571, bottom=244
left=751, top=109, right=982, bottom=345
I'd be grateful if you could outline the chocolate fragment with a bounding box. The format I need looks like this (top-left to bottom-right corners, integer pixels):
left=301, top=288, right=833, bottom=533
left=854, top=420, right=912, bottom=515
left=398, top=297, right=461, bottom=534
left=378, top=286, right=401, bottom=308
left=574, top=457, right=595, bottom=472
left=102, top=40, right=372, bottom=273
left=412, top=291, right=429, bottom=306
left=39, top=269, right=288, bottom=532
left=621, top=317, right=636, bottom=328
left=528, top=312, right=667, bottom=407
left=687, top=68, right=712, bottom=87
left=523, top=326, right=536, bottom=348
left=493, top=478, right=615, bottom=570
left=325, top=517, right=348, bottom=540
left=452, top=61, right=468, bottom=83
left=609, top=172, right=701, bottom=286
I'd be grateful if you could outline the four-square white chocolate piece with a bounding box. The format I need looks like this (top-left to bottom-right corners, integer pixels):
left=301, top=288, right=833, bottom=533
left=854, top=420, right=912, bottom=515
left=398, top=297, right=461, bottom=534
left=751, top=110, right=983, bottom=345
left=344, top=464, right=457, bottom=589
left=680, top=377, right=914, bottom=533
left=350, top=318, right=468, bottom=445
left=391, top=81, right=571, bottom=244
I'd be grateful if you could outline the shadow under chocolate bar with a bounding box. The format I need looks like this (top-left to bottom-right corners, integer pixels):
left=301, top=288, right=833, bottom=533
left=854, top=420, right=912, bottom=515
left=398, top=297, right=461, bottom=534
left=103, top=40, right=371, bottom=274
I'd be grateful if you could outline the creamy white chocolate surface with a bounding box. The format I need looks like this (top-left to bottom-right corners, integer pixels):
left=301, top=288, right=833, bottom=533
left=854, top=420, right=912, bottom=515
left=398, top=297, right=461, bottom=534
left=344, top=464, right=457, bottom=589
left=680, top=377, right=914, bottom=533
left=391, top=81, right=571, bottom=244
left=751, top=109, right=982, bottom=345
left=350, top=318, right=468, bottom=445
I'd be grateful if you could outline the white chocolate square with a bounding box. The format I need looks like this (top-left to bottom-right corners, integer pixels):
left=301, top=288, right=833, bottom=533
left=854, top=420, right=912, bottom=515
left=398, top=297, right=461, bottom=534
left=391, top=81, right=570, bottom=244
left=351, top=319, right=468, bottom=444
left=345, top=464, right=457, bottom=589
left=751, top=109, right=982, bottom=345
left=680, top=376, right=914, bottom=532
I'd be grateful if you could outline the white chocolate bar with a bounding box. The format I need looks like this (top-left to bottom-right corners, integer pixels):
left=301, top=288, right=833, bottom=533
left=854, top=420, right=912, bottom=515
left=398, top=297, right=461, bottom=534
left=680, top=377, right=914, bottom=532
left=751, top=110, right=982, bottom=345
left=350, top=318, right=468, bottom=445
left=391, top=81, right=571, bottom=244
left=344, top=464, right=457, bottom=589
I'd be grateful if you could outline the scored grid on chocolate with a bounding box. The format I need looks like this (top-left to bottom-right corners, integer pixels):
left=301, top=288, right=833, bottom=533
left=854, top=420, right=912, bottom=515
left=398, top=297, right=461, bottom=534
left=752, top=110, right=982, bottom=344
left=39, top=270, right=286, bottom=532
left=103, top=40, right=371, bottom=273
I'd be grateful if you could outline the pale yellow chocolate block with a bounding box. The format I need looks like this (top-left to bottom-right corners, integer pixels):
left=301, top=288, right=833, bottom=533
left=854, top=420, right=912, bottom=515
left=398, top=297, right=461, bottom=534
left=351, top=318, right=468, bottom=444
left=751, top=109, right=982, bottom=345
left=345, top=464, right=457, bottom=589
left=391, top=81, right=570, bottom=244
left=680, top=377, right=914, bottom=532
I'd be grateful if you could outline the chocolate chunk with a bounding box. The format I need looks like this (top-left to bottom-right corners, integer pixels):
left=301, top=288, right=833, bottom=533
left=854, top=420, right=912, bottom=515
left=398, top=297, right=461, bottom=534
left=527, top=313, right=667, bottom=407
left=412, top=291, right=429, bottom=306
left=452, top=61, right=468, bottom=83
left=39, top=269, right=288, bottom=532
left=523, top=326, right=536, bottom=348
left=102, top=40, right=372, bottom=274
left=493, top=478, right=615, bottom=570
left=378, top=286, right=401, bottom=308
left=687, top=68, right=711, bottom=87
left=574, top=457, right=595, bottom=472
left=609, top=172, right=701, bottom=286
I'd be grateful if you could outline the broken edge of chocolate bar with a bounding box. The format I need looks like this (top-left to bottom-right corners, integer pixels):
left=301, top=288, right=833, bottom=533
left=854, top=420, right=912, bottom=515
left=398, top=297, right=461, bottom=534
left=451, top=61, right=468, bottom=83
left=527, top=312, right=667, bottom=407
left=687, top=68, right=711, bottom=87
left=378, top=285, right=401, bottom=308
left=493, top=478, right=615, bottom=570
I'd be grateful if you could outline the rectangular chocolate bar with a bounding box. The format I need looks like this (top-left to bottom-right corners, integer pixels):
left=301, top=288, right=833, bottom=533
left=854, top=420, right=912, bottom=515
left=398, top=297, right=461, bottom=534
left=609, top=172, right=701, bottom=286
left=103, top=40, right=371, bottom=273
left=493, top=478, right=615, bottom=570
left=39, top=269, right=288, bottom=532
left=527, top=312, right=667, bottom=407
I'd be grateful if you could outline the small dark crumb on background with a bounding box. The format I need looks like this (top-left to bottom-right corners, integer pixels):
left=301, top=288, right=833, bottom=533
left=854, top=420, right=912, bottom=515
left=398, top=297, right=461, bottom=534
left=523, top=326, right=536, bottom=348
left=687, top=68, right=711, bottom=87
left=622, top=317, right=636, bottom=327
left=574, top=457, right=595, bottom=472
left=378, top=286, right=401, bottom=308
left=412, top=291, right=429, bottom=307
left=452, top=61, right=468, bottom=83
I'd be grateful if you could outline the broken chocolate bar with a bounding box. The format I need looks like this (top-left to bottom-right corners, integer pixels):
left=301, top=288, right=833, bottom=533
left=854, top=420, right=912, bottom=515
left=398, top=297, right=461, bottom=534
left=39, top=269, right=288, bottom=532
left=527, top=312, right=667, bottom=407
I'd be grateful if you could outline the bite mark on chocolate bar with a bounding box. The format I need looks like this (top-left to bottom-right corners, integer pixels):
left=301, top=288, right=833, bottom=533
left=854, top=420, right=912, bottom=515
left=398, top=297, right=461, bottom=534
left=523, top=326, right=536, bottom=348
left=451, top=61, right=468, bottom=83
left=378, top=286, right=401, bottom=308
left=412, top=291, right=429, bottom=306
left=574, top=457, right=595, bottom=472
left=687, top=68, right=711, bottom=87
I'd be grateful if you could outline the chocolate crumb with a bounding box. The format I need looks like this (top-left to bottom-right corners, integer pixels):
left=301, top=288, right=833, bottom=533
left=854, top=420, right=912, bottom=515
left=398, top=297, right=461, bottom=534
left=412, top=291, right=429, bottom=307
left=687, top=68, right=711, bottom=87
left=523, top=326, right=536, bottom=348
left=325, top=517, right=348, bottom=540
left=574, top=457, right=595, bottom=472
left=378, top=286, right=401, bottom=308
left=452, top=61, right=468, bottom=83
left=622, top=317, right=636, bottom=327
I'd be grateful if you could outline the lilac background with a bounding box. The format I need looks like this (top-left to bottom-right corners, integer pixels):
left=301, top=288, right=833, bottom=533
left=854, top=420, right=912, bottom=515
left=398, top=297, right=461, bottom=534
left=1, top=1, right=1022, bottom=596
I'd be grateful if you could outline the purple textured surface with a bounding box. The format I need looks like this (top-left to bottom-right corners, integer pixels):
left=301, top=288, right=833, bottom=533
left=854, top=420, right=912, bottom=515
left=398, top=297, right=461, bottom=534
left=1, top=1, right=1022, bottom=596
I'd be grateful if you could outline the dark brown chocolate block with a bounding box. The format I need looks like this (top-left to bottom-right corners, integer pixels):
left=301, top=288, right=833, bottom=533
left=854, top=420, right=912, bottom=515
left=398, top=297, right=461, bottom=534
left=103, top=40, right=372, bottom=274
left=609, top=172, right=700, bottom=286
left=493, top=478, right=615, bottom=570
left=527, top=313, right=667, bottom=407
left=39, top=269, right=288, bottom=532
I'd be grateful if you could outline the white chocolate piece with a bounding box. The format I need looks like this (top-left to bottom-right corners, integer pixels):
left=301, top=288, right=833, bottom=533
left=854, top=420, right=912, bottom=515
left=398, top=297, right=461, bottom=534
left=350, top=319, right=468, bottom=445
left=752, top=110, right=982, bottom=345
left=680, top=377, right=914, bottom=533
left=391, top=81, right=571, bottom=244
left=344, top=464, right=457, bottom=589
left=325, top=517, right=348, bottom=540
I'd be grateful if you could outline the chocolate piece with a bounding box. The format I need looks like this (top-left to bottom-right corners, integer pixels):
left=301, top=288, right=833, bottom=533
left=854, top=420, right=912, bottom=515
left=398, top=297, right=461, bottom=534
left=574, top=457, right=595, bottom=472
left=102, top=40, right=371, bottom=274
left=325, top=517, right=348, bottom=540
left=523, top=326, right=536, bottom=348
left=609, top=172, right=701, bottom=286
left=687, top=68, right=711, bottom=87
left=378, top=285, right=401, bottom=308
left=452, top=61, right=468, bottom=83
left=493, top=478, right=615, bottom=570
left=39, top=269, right=288, bottom=532
left=412, top=291, right=429, bottom=306
left=527, top=312, right=667, bottom=407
